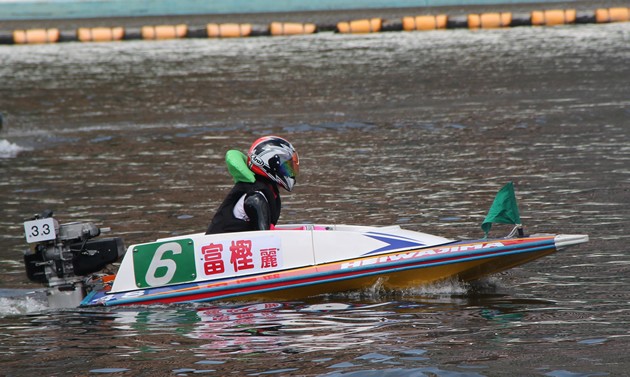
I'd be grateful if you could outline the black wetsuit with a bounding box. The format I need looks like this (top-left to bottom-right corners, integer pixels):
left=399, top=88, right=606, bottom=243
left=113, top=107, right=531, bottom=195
left=206, top=177, right=281, bottom=234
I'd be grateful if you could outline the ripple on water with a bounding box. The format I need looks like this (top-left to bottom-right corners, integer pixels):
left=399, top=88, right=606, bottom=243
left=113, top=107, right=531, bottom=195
left=1, top=21, right=629, bottom=377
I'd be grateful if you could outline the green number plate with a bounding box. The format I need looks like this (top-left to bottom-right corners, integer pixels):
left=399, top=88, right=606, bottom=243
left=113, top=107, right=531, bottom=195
left=133, top=239, right=196, bottom=288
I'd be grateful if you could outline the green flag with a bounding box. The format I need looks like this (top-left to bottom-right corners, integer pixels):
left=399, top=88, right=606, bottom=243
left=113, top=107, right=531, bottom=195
left=481, top=182, right=522, bottom=237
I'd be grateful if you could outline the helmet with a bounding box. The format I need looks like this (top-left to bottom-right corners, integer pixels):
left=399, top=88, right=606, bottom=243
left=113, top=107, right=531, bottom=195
left=248, top=136, right=299, bottom=192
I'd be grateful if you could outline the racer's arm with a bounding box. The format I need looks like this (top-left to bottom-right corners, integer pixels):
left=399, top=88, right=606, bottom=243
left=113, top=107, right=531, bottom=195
left=244, top=192, right=271, bottom=231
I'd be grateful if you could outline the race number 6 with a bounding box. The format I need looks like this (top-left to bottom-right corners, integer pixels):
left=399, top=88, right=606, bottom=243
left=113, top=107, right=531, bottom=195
left=133, top=239, right=196, bottom=288
left=145, top=242, right=181, bottom=286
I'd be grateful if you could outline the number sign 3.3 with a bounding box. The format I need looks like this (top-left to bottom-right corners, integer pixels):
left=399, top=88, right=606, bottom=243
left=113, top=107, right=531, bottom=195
left=133, top=239, right=196, bottom=288
left=24, top=218, right=56, bottom=243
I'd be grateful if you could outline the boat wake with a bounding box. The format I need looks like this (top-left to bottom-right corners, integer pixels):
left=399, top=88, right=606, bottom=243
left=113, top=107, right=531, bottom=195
left=0, top=139, right=29, bottom=158
left=321, top=277, right=502, bottom=302
left=0, top=289, right=48, bottom=316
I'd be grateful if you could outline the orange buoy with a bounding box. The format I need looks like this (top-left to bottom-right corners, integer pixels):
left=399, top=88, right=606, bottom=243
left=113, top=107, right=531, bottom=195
left=207, top=23, right=252, bottom=38
left=270, top=22, right=317, bottom=36
left=336, top=18, right=382, bottom=34
left=595, top=7, right=630, bottom=23
left=531, top=9, right=576, bottom=26
left=141, top=24, right=187, bottom=40
left=77, top=27, right=124, bottom=42
left=468, top=12, right=512, bottom=28
left=13, top=28, right=60, bottom=44
left=402, top=15, right=448, bottom=31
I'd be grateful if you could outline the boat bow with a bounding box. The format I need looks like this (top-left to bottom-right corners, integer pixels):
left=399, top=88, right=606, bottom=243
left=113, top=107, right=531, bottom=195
left=554, top=234, right=589, bottom=250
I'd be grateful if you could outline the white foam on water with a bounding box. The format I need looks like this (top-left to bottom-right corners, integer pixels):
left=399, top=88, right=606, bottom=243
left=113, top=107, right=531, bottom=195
left=0, top=295, right=48, bottom=316
left=389, top=277, right=467, bottom=296
left=0, top=139, right=29, bottom=158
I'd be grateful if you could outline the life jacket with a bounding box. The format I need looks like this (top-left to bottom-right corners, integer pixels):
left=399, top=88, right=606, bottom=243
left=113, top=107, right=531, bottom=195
left=206, top=177, right=280, bottom=234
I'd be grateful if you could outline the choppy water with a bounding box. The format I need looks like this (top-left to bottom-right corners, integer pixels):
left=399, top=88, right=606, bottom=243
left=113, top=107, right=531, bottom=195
left=0, top=22, right=629, bottom=376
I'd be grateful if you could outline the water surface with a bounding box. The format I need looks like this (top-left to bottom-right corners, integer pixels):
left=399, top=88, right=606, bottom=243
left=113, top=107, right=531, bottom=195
left=0, top=23, right=629, bottom=376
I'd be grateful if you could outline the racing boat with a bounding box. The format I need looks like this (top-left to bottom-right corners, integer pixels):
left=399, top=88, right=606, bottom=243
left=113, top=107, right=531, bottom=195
left=22, top=183, right=589, bottom=308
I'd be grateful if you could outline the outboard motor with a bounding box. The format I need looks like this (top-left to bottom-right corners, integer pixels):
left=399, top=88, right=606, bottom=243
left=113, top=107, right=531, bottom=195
left=23, top=210, right=125, bottom=308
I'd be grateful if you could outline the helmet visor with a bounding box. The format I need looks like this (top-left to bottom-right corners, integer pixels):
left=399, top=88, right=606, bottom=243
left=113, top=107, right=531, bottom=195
left=279, top=154, right=299, bottom=191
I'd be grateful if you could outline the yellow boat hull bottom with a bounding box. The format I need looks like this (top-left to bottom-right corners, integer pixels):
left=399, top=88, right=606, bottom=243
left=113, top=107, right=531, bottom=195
left=223, top=248, right=557, bottom=302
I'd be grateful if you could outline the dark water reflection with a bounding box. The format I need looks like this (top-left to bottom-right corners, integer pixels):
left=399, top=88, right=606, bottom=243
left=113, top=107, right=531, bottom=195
left=1, top=290, right=628, bottom=376
left=0, top=22, right=629, bottom=376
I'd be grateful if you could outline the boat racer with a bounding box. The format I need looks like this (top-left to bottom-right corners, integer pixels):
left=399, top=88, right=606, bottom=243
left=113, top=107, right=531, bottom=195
left=206, top=136, right=299, bottom=234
